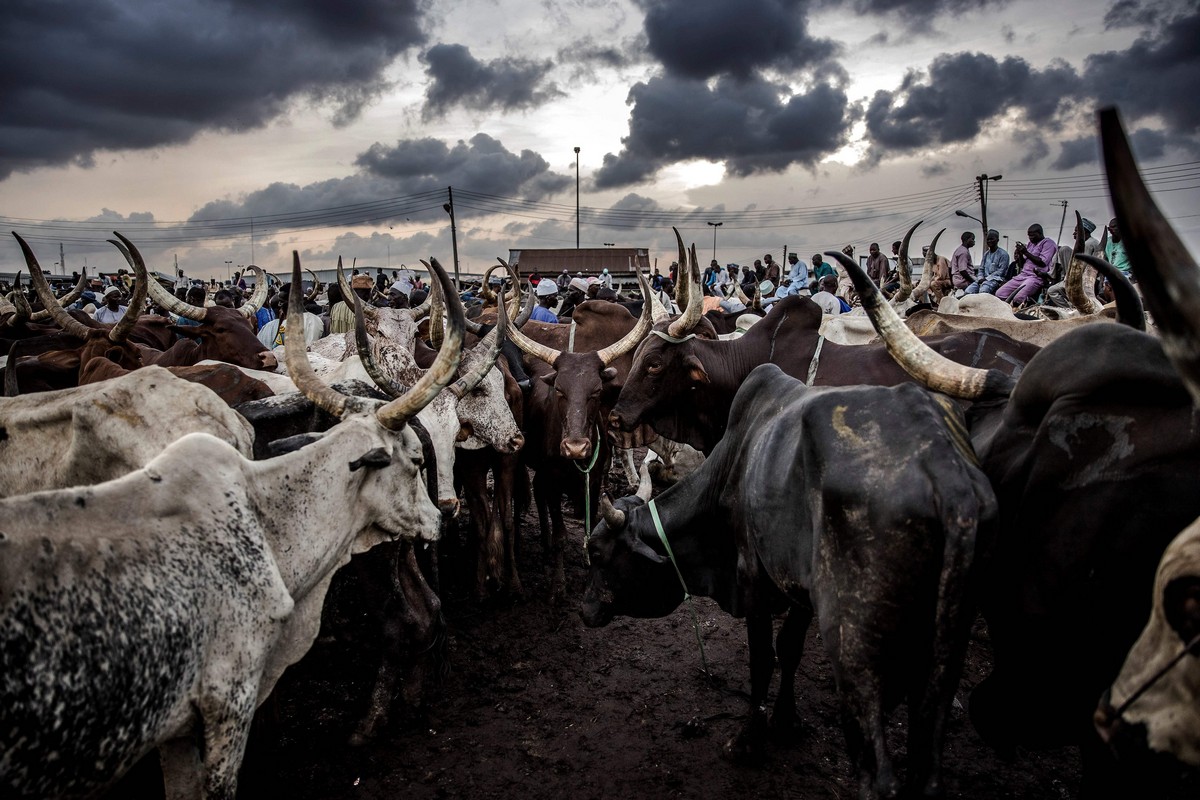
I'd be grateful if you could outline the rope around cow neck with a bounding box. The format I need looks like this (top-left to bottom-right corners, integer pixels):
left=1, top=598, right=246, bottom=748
left=575, top=423, right=602, bottom=545
left=648, top=498, right=710, bottom=675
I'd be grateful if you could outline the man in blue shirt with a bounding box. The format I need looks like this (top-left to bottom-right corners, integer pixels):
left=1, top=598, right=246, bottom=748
left=531, top=279, right=560, bottom=323
left=965, top=229, right=1010, bottom=295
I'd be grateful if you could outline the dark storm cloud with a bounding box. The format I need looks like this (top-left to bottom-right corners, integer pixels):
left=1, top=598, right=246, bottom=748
left=1103, top=0, right=1163, bottom=29
left=1051, top=126, right=1167, bottom=171
left=636, top=0, right=836, bottom=81
left=863, top=52, right=1081, bottom=161
left=835, top=0, right=1010, bottom=16
left=1085, top=8, right=1200, bottom=138
left=420, top=44, right=565, bottom=121
left=0, top=0, right=426, bottom=181
left=593, top=75, right=851, bottom=189
left=188, top=133, right=573, bottom=225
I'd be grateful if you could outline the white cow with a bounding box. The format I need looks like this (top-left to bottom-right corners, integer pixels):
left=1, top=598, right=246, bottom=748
left=0, top=365, right=255, bottom=497
left=0, top=253, right=464, bottom=799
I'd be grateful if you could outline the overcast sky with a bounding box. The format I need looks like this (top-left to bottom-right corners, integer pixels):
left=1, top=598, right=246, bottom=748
left=2, top=0, right=1197, bottom=281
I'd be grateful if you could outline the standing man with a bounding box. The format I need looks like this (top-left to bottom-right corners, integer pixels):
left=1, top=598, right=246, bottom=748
left=865, top=243, right=890, bottom=291
left=997, top=224, right=1057, bottom=308
left=950, top=232, right=976, bottom=294
left=965, top=230, right=1010, bottom=295
left=557, top=269, right=571, bottom=291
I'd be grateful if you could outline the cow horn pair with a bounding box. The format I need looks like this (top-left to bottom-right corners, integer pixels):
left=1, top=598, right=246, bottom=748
left=139, top=256, right=268, bottom=322
left=336, top=257, right=430, bottom=323
left=412, top=256, right=506, bottom=398
left=668, top=227, right=704, bottom=339
left=1062, top=209, right=1108, bottom=316
left=909, top=228, right=944, bottom=303
left=13, top=231, right=147, bottom=344
left=891, top=220, right=922, bottom=303
left=507, top=268, right=656, bottom=367
left=286, top=251, right=464, bottom=430
left=483, top=260, right=523, bottom=320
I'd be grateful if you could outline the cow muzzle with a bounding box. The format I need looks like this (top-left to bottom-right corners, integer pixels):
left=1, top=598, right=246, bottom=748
left=438, top=497, right=461, bottom=518
left=259, top=351, right=279, bottom=370
left=561, top=437, right=592, bottom=460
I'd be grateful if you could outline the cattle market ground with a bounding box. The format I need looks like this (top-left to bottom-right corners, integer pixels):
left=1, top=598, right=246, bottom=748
left=106, top=459, right=1081, bottom=800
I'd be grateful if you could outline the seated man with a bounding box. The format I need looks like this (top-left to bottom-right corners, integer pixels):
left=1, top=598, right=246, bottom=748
left=925, top=245, right=952, bottom=303
left=997, top=224, right=1057, bottom=308
left=965, top=230, right=1010, bottom=295
left=811, top=275, right=843, bottom=316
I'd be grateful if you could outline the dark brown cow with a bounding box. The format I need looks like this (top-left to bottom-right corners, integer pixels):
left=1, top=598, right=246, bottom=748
left=505, top=277, right=655, bottom=600
left=610, top=289, right=1039, bottom=454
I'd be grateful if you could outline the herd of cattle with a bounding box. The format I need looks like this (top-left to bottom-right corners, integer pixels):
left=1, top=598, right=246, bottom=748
left=1, top=108, right=1197, bottom=799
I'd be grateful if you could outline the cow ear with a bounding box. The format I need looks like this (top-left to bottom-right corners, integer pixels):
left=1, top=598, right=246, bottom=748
left=1163, top=576, right=1200, bottom=652
left=600, top=366, right=619, bottom=383
left=683, top=354, right=710, bottom=385
left=628, top=533, right=668, bottom=565
left=539, top=371, right=557, bottom=386
left=348, top=446, right=392, bottom=472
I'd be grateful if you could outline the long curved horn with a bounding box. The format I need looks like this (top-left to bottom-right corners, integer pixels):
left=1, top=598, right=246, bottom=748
left=104, top=233, right=148, bottom=342
left=284, top=252, right=373, bottom=418
left=825, top=250, right=1015, bottom=399
left=237, top=265, right=269, bottom=317
left=425, top=259, right=445, bottom=349
left=752, top=277, right=763, bottom=311
left=352, top=289, right=408, bottom=399
left=672, top=226, right=690, bottom=313
left=336, top=257, right=378, bottom=327
left=1065, top=210, right=1097, bottom=315
left=486, top=259, right=522, bottom=320
left=910, top=228, right=944, bottom=302
left=506, top=288, right=562, bottom=366
left=1100, top=107, right=1200, bottom=406
left=449, top=287, right=506, bottom=398
left=12, top=232, right=94, bottom=339
left=514, top=283, right=535, bottom=328
left=648, top=279, right=671, bottom=323
left=7, top=273, right=33, bottom=322
left=306, top=269, right=322, bottom=301
left=635, top=462, right=653, bottom=502
left=30, top=268, right=89, bottom=321
left=667, top=230, right=703, bottom=338
left=136, top=250, right=207, bottom=322
left=597, top=270, right=655, bottom=366
left=892, top=220, right=922, bottom=303
left=1077, top=254, right=1144, bottom=331
left=408, top=267, right=433, bottom=321
left=599, top=493, right=626, bottom=529
left=375, top=256, right=465, bottom=430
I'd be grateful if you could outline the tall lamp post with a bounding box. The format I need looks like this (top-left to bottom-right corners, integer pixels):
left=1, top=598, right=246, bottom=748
left=224, top=260, right=232, bottom=284
left=574, top=146, right=581, bottom=249
left=443, top=188, right=461, bottom=290
left=707, top=221, right=722, bottom=263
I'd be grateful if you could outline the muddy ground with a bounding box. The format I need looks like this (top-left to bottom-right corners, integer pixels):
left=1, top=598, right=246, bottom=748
left=107, top=463, right=1082, bottom=800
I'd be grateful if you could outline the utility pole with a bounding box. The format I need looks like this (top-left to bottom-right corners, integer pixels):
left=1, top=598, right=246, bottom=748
left=574, top=146, right=581, bottom=249
left=1055, top=200, right=1069, bottom=244
left=976, top=173, right=1002, bottom=241
left=59, top=243, right=66, bottom=276
left=707, top=221, right=722, bottom=263
left=444, top=187, right=461, bottom=290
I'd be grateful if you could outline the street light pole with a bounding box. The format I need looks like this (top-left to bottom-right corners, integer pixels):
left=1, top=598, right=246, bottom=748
left=707, top=221, right=722, bottom=263
left=443, top=187, right=461, bottom=290
left=574, top=146, right=581, bottom=249
left=224, top=260, right=232, bottom=284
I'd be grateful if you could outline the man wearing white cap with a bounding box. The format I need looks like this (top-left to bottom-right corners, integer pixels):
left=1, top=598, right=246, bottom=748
left=94, top=285, right=128, bottom=324
left=531, top=279, right=561, bottom=323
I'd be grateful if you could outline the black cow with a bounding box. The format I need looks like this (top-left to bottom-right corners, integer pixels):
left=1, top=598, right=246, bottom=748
left=833, top=108, right=1200, bottom=798
left=582, top=364, right=996, bottom=799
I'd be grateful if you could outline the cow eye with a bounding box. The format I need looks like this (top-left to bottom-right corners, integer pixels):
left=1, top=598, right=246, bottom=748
left=1164, top=576, right=1200, bottom=650
left=647, top=363, right=663, bottom=375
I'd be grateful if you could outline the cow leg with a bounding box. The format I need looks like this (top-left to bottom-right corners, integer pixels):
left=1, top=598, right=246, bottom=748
left=351, top=542, right=444, bottom=746
left=494, top=453, right=523, bottom=596
left=532, top=470, right=567, bottom=603
left=196, top=689, right=257, bottom=800
left=837, top=666, right=899, bottom=800
left=723, top=612, right=774, bottom=765
left=771, top=598, right=814, bottom=738
left=158, top=737, right=202, bottom=800
left=457, top=454, right=494, bottom=600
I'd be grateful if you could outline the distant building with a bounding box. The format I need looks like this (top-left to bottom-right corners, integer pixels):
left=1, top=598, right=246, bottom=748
left=508, top=247, right=650, bottom=278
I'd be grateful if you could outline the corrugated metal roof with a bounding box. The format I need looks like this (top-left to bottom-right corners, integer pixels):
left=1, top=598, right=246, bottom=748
left=507, top=248, right=651, bottom=277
